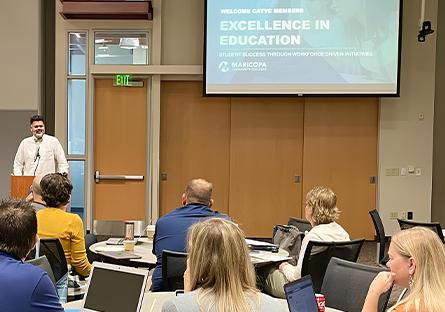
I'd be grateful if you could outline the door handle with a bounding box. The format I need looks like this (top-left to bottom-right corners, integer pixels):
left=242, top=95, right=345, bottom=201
left=94, top=170, right=144, bottom=183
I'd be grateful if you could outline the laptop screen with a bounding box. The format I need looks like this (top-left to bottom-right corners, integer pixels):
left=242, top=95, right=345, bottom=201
left=83, top=266, right=146, bottom=312
left=284, top=275, right=319, bottom=312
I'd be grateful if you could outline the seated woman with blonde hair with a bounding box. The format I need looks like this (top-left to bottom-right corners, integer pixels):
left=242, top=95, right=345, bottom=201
left=362, top=226, right=445, bottom=312
left=264, top=185, right=350, bottom=298
left=162, top=218, right=285, bottom=312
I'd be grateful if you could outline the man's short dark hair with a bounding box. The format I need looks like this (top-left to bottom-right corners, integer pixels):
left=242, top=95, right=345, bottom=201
left=185, top=178, right=213, bottom=205
left=30, top=115, right=44, bottom=125
left=0, top=199, right=37, bottom=259
left=41, top=173, right=73, bottom=207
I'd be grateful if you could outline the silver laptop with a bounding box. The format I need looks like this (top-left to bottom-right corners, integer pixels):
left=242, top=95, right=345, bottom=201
left=284, top=275, right=319, bottom=312
left=81, top=262, right=148, bottom=312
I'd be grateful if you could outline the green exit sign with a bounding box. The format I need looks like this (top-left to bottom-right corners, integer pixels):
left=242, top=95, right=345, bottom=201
left=115, top=74, right=131, bottom=86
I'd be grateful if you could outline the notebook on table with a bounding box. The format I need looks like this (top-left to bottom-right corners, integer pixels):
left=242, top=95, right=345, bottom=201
left=245, top=238, right=279, bottom=252
left=97, top=250, right=142, bottom=260
left=81, top=262, right=148, bottom=312
left=284, top=275, right=319, bottom=312
left=105, top=238, right=141, bottom=245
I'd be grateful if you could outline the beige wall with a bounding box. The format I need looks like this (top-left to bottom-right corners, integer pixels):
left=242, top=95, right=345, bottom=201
left=379, top=0, right=438, bottom=234
left=161, top=0, right=203, bottom=65
left=0, top=1, right=40, bottom=198
left=0, top=0, right=40, bottom=111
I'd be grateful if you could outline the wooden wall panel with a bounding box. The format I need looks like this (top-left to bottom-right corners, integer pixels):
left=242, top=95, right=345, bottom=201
left=160, top=82, right=231, bottom=215
left=303, top=98, right=378, bottom=239
left=229, top=98, right=304, bottom=237
left=159, top=82, right=377, bottom=238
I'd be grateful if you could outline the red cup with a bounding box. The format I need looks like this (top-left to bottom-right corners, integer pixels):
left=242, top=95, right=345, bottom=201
left=315, top=294, right=325, bottom=312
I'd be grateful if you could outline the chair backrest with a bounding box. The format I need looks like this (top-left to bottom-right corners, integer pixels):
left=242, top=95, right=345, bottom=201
left=321, top=257, right=392, bottom=312
left=84, top=233, right=98, bottom=264
left=162, top=250, right=188, bottom=291
left=397, top=219, right=445, bottom=243
left=39, top=238, right=69, bottom=282
left=301, top=238, right=365, bottom=293
left=26, top=255, right=56, bottom=285
left=288, top=217, right=312, bottom=233
left=369, top=209, right=387, bottom=264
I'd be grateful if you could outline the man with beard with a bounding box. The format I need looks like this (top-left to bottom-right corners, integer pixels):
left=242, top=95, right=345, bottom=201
left=13, top=115, right=68, bottom=176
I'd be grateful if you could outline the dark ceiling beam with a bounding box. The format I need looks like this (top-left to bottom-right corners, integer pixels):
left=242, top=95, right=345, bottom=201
left=60, top=1, right=152, bottom=20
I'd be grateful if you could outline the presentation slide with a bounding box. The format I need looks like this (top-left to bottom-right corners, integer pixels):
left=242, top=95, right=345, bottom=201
left=204, top=0, right=401, bottom=95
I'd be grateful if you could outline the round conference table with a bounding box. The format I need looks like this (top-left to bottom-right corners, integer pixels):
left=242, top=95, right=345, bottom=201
left=89, top=237, right=157, bottom=267
left=90, top=237, right=290, bottom=268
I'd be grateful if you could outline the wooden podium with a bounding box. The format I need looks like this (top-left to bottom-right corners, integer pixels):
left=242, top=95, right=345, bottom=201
left=10, top=175, right=34, bottom=199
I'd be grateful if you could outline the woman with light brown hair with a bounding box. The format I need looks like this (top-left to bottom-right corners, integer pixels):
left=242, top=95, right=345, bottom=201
left=162, top=218, right=284, bottom=312
left=264, top=185, right=350, bottom=298
left=362, top=227, right=445, bottom=312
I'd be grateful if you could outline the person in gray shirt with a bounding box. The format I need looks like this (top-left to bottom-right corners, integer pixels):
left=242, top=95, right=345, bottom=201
left=162, top=218, right=286, bottom=312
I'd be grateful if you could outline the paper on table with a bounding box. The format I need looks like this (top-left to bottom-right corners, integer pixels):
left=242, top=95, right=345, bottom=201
left=250, top=252, right=291, bottom=262
left=95, top=246, right=123, bottom=252
left=245, top=239, right=278, bottom=247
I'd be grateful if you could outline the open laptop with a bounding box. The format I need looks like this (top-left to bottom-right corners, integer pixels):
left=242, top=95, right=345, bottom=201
left=81, top=262, right=148, bottom=312
left=284, top=275, right=319, bottom=312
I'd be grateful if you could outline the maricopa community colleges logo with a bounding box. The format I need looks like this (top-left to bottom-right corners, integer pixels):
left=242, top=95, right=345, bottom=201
left=218, top=60, right=267, bottom=72
left=218, top=61, right=230, bottom=72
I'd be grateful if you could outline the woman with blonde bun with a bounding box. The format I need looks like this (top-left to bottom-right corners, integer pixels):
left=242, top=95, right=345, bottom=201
left=362, top=227, right=445, bottom=312
left=162, top=218, right=285, bottom=312
left=264, top=186, right=349, bottom=298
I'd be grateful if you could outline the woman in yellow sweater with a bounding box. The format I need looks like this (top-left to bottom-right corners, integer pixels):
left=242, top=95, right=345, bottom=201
left=37, top=173, right=92, bottom=277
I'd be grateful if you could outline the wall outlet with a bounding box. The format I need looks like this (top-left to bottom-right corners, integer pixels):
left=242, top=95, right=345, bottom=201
left=389, top=212, right=398, bottom=219
left=407, top=211, right=413, bottom=220
left=400, top=211, right=407, bottom=220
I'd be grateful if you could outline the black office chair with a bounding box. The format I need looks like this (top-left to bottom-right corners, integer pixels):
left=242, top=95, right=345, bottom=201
left=26, top=255, right=56, bottom=285
left=85, top=233, right=98, bottom=264
left=369, top=209, right=389, bottom=265
left=38, top=238, right=69, bottom=284
left=287, top=217, right=312, bottom=232
left=162, top=250, right=188, bottom=291
left=301, top=238, right=365, bottom=293
left=397, top=219, right=445, bottom=243
left=321, top=257, right=392, bottom=312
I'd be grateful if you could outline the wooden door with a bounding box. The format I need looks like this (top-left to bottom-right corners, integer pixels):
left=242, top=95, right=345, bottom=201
left=229, top=98, right=304, bottom=237
left=93, top=79, right=147, bottom=220
left=303, top=98, right=378, bottom=239
left=159, top=82, right=231, bottom=215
